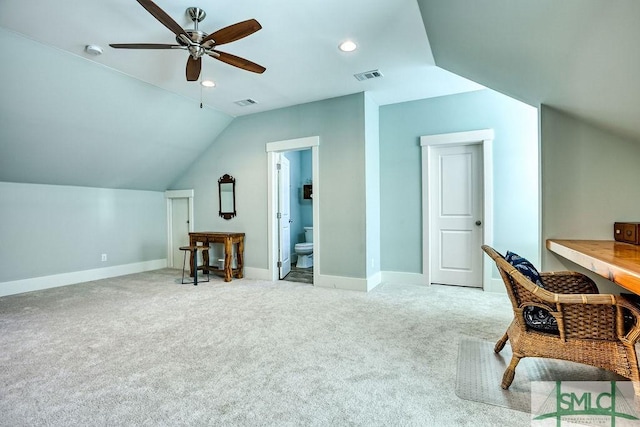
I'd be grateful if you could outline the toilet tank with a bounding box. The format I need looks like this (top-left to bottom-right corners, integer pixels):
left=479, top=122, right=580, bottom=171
left=304, top=226, right=313, bottom=243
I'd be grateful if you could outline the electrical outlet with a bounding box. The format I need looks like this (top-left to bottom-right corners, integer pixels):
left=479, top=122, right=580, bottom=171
left=101, top=254, right=107, bottom=262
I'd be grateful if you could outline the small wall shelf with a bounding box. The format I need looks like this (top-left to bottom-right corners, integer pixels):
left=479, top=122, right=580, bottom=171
left=303, top=184, right=312, bottom=200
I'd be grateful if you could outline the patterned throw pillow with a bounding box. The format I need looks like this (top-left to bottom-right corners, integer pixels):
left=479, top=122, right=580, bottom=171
left=504, top=251, right=558, bottom=333
left=504, top=251, right=544, bottom=287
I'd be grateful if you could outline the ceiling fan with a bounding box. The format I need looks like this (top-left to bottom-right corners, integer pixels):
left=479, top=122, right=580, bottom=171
left=110, top=0, right=266, bottom=81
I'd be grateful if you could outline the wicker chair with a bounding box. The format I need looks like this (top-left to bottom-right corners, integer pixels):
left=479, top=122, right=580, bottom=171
left=482, top=245, right=640, bottom=397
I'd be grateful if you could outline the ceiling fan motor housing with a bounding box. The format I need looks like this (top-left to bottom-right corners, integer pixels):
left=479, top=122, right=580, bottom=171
left=177, top=8, right=208, bottom=46
left=109, top=1, right=266, bottom=81
left=187, top=7, right=206, bottom=23
left=176, top=30, right=207, bottom=46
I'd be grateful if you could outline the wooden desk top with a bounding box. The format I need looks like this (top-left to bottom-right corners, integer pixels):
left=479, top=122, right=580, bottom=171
left=546, top=239, right=640, bottom=294
left=189, top=232, right=245, bottom=238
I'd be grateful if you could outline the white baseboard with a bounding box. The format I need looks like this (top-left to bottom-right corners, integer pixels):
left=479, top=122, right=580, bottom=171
left=243, top=267, right=272, bottom=281
left=381, top=271, right=426, bottom=286
left=0, top=259, right=167, bottom=297
left=367, top=271, right=382, bottom=291
left=315, top=274, right=369, bottom=292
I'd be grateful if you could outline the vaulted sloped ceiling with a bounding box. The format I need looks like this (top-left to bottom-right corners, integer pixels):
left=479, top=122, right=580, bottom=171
left=417, top=0, right=640, bottom=141
left=0, top=0, right=487, bottom=192
left=0, top=29, right=233, bottom=191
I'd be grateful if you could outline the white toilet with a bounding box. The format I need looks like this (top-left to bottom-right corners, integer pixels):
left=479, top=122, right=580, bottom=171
left=294, top=226, right=313, bottom=268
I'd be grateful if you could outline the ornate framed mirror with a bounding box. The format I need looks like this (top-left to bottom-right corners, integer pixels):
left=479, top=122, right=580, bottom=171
left=218, top=174, right=236, bottom=220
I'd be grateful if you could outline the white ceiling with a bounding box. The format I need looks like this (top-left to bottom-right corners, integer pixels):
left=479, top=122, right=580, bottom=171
left=0, top=0, right=483, bottom=117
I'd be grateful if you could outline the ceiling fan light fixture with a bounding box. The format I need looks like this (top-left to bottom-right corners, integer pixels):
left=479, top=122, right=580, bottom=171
left=109, top=1, right=266, bottom=81
left=339, top=40, right=357, bottom=52
left=201, top=80, right=216, bottom=88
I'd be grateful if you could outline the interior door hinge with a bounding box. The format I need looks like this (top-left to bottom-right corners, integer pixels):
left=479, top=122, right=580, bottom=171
left=277, top=261, right=282, bottom=267
left=277, top=212, right=282, bottom=219
left=276, top=163, right=282, bottom=170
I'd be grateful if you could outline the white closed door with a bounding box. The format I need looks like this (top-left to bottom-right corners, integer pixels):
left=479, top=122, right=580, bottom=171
left=429, top=144, right=482, bottom=287
left=171, top=198, right=190, bottom=268
left=278, top=155, right=291, bottom=279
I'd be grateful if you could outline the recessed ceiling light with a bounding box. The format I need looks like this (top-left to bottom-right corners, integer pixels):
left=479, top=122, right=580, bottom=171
left=85, top=45, right=103, bottom=56
left=339, top=40, right=357, bottom=52
left=201, top=80, right=216, bottom=88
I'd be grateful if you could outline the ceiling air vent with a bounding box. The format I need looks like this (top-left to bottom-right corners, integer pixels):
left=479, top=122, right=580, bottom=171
left=234, top=98, right=258, bottom=107
left=354, top=69, right=383, bottom=81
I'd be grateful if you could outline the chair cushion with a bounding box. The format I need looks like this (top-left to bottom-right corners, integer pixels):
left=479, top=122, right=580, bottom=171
left=505, top=251, right=558, bottom=333
left=504, top=251, right=543, bottom=287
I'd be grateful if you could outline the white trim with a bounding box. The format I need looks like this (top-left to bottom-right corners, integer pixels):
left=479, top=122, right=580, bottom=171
left=243, top=267, right=272, bottom=281
left=0, top=259, right=167, bottom=297
left=266, top=136, right=320, bottom=284
left=367, top=271, right=382, bottom=291
left=381, top=271, right=426, bottom=286
left=420, top=129, right=494, bottom=146
left=165, top=190, right=194, bottom=268
left=420, top=129, right=494, bottom=290
left=265, top=136, right=320, bottom=152
left=164, top=189, right=194, bottom=199
left=315, top=274, right=368, bottom=292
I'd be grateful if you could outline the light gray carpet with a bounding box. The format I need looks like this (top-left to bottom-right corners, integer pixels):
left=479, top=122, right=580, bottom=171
left=456, top=338, right=624, bottom=413
left=1, top=270, right=532, bottom=426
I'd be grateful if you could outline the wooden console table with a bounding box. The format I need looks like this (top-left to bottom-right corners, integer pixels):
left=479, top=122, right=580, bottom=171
left=189, top=232, right=245, bottom=282
left=546, top=239, right=640, bottom=295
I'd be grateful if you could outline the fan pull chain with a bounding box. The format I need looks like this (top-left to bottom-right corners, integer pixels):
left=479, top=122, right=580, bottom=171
left=200, top=78, right=203, bottom=109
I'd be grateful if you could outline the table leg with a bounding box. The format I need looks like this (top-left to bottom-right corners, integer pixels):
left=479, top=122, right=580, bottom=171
left=189, top=235, right=196, bottom=277
left=193, top=249, right=198, bottom=286
left=189, top=249, right=195, bottom=278
left=202, top=245, right=210, bottom=274
left=236, top=238, right=244, bottom=279
left=224, top=237, right=232, bottom=282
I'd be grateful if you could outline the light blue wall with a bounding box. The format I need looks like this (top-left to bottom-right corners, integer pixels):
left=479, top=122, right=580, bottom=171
left=284, top=151, right=302, bottom=259
left=541, top=106, right=640, bottom=293
left=0, top=182, right=166, bottom=284
left=379, top=89, right=539, bottom=274
left=283, top=149, right=313, bottom=261
left=171, top=93, right=368, bottom=278
left=299, top=149, right=313, bottom=231
left=0, top=28, right=233, bottom=191
left=364, top=94, right=381, bottom=278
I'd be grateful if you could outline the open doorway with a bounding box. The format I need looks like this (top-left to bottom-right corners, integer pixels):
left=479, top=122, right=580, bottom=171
left=266, top=136, right=320, bottom=284
left=278, top=150, right=314, bottom=283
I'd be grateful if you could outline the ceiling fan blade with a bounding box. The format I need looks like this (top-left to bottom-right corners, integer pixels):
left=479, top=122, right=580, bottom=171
left=210, top=50, right=266, bottom=74
left=186, top=56, right=202, bottom=81
left=203, top=19, right=262, bottom=46
left=109, top=43, right=184, bottom=49
left=136, top=0, right=189, bottom=39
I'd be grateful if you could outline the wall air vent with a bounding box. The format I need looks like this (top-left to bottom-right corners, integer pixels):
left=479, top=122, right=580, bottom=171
left=234, top=98, right=258, bottom=107
left=354, top=69, right=384, bottom=81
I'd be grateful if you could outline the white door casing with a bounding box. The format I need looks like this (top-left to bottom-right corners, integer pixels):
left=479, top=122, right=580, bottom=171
left=429, top=144, right=482, bottom=287
left=420, top=130, right=494, bottom=290
left=165, top=189, right=195, bottom=269
left=266, top=136, right=320, bottom=283
left=278, top=154, right=292, bottom=279
left=171, top=198, right=190, bottom=269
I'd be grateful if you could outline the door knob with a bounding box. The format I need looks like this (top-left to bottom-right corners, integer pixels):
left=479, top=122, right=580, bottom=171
left=475, top=220, right=482, bottom=226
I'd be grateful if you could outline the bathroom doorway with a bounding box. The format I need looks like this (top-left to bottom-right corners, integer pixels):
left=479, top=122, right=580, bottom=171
left=279, top=149, right=313, bottom=283
left=266, top=136, right=320, bottom=285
